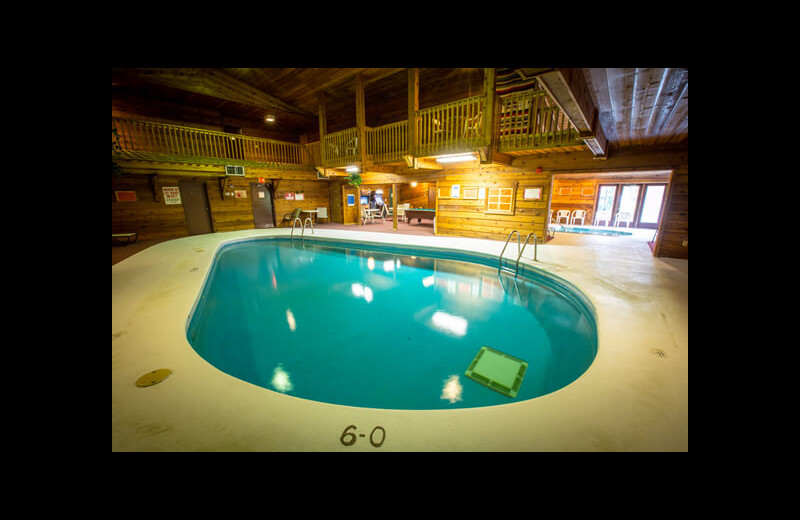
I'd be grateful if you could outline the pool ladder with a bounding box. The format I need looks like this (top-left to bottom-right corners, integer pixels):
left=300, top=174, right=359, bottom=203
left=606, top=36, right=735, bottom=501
left=498, top=230, right=537, bottom=276
left=290, top=216, right=314, bottom=239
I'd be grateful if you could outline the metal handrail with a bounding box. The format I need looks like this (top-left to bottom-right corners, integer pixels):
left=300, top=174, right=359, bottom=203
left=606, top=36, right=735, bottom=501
left=290, top=216, right=315, bottom=239
left=290, top=217, right=303, bottom=238
left=499, top=230, right=521, bottom=272
left=302, top=216, right=314, bottom=237
left=517, top=232, right=538, bottom=270
left=500, top=229, right=539, bottom=276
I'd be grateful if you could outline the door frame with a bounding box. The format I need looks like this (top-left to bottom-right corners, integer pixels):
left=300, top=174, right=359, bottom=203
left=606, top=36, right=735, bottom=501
left=250, top=182, right=276, bottom=228
left=178, top=179, right=214, bottom=235
left=634, top=182, right=668, bottom=229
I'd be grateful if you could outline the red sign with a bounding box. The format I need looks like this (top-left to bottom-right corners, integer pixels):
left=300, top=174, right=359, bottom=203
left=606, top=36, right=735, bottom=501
left=115, top=190, right=137, bottom=202
left=258, top=177, right=266, bottom=183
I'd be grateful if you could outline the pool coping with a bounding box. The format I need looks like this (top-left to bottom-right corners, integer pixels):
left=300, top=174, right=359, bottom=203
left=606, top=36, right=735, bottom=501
left=112, top=228, right=688, bottom=451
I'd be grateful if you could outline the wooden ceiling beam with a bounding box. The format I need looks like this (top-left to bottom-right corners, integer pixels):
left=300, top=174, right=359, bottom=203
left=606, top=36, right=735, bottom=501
left=537, top=68, right=607, bottom=156
left=119, top=68, right=316, bottom=119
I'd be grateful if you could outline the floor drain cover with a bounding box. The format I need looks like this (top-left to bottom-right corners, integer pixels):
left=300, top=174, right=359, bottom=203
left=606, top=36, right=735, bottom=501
left=465, top=346, right=527, bottom=398
left=135, top=369, right=172, bottom=387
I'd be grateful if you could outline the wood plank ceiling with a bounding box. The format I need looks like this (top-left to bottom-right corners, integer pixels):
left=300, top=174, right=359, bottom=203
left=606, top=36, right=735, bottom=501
left=111, top=67, right=687, bottom=151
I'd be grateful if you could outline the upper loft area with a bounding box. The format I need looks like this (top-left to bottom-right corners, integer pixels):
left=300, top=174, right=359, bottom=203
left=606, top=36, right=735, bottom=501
left=112, top=68, right=688, bottom=176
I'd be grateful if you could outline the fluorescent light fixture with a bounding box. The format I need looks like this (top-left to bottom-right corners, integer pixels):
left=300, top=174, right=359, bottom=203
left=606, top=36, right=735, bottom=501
left=435, top=153, right=476, bottom=164
left=345, top=165, right=360, bottom=173
left=265, top=114, right=276, bottom=122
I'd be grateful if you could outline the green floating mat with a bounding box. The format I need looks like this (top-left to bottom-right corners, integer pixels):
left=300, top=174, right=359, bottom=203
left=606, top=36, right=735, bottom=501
left=465, top=346, right=528, bottom=398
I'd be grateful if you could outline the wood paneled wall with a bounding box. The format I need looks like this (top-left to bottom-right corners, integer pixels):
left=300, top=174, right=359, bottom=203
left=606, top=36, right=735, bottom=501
left=654, top=166, right=688, bottom=259
left=550, top=178, right=598, bottom=223
left=435, top=167, right=551, bottom=242
left=112, top=163, right=332, bottom=240
left=551, top=172, right=671, bottom=225
left=112, top=175, right=188, bottom=240
left=513, top=145, right=688, bottom=259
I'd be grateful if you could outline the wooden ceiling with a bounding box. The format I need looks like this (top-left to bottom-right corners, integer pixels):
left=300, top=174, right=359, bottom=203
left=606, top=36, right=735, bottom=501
left=111, top=68, right=687, bottom=151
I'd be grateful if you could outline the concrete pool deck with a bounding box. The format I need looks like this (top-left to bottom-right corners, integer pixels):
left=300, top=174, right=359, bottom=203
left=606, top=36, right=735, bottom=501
left=112, top=228, right=687, bottom=451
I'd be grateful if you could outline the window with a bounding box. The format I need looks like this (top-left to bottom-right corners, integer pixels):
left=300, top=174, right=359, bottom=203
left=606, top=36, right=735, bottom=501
left=486, top=186, right=515, bottom=214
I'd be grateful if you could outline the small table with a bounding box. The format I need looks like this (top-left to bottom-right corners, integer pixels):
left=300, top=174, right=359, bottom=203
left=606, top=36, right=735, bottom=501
left=301, top=209, right=318, bottom=223
left=362, top=208, right=382, bottom=224
left=405, top=208, right=436, bottom=225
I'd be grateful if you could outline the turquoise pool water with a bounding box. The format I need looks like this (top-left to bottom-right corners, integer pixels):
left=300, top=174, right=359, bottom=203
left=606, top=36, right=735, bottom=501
left=186, top=238, right=597, bottom=410
left=554, top=225, right=632, bottom=236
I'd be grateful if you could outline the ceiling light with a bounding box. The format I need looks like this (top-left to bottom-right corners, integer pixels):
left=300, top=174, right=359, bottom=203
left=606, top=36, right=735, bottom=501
left=265, top=115, right=276, bottom=122
left=436, top=153, right=476, bottom=164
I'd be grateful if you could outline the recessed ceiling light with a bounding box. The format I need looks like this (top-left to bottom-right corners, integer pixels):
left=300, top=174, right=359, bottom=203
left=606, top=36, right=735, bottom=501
left=265, top=115, right=276, bottom=122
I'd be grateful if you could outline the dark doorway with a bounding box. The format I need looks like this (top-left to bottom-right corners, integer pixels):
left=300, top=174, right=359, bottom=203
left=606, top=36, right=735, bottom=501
left=179, top=180, right=213, bottom=235
left=251, top=182, right=275, bottom=228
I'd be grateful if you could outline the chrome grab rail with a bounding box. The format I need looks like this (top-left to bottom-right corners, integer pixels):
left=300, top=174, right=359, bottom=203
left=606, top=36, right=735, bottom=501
left=499, top=230, right=521, bottom=272
left=291, top=216, right=315, bottom=239
left=500, top=229, right=538, bottom=276
left=302, top=216, right=314, bottom=237
left=518, top=232, right=538, bottom=268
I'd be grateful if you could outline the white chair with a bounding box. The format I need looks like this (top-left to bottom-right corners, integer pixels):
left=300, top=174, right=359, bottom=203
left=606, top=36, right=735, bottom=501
left=570, top=209, right=586, bottom=226
left=548, top=210, right=555, bottom=225
left=345, top=137, right=358, bottom=157
left=555, top=210, right=571, bottom=224
left=361, top=205, right=374, bottom=224
left=614, top=211, right=632, bottom=228
left=463, top=111, right=483, bottom=139
left=315, top=206, right=328, bottom=223
left=397, top=203, right=410, bottom=222
left=594, top=211, right=611, bottom=227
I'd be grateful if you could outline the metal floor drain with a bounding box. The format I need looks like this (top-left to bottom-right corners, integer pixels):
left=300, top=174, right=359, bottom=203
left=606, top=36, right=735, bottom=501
left=652, top=349, right=666, bottom=358
left=135, top=369, right=172, bottom=387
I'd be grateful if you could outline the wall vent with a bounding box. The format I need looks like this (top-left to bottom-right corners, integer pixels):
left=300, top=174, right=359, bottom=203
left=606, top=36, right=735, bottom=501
left=225, top=165, right=245, bottom=176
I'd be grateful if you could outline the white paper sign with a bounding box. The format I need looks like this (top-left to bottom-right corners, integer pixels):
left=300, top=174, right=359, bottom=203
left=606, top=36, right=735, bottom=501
left=162, top=186, right=182, bottom=205
left=524, top=187, right=542, bottom=200
left=451, top=184, right=460, bottom=198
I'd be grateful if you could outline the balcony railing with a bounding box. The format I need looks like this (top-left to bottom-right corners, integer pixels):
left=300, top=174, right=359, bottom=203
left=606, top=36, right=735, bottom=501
left=112, top=117, right=309, bottom=168
left=367, top=120, right=407, bottom=164
left=321, top=127, right=359, bottom=168
left=497, top=88, right=583, bottom=152
left=113, top=86, right=586, bottom=172
left=416, top=95, right=485, bottom=156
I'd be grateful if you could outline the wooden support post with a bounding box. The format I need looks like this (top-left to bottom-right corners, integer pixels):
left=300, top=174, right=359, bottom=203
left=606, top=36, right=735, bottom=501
left=392, top=182, right=398, bottom=231
left=151, top=174, right=161, bottom=203
left=355, top=73, right=367, bottom=167
left=408, top=68, right=419, bottom=159
left=482, top=68, right=496, bottom=149
left=318, top=91, right=327, bottom=166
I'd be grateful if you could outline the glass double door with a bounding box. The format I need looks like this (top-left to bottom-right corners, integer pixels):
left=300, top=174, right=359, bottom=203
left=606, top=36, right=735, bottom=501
left=595, top=183, right=666, bottom=229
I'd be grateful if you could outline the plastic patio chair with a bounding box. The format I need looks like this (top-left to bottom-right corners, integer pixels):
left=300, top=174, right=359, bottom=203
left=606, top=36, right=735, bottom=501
left=614, top=211, right=632, bottom=228
left=570, top=209, right=586, bottom=226
left=361, top=205, right=374, bottom=224
left=282, top=207, right=302, bottom=227
left=594, top=211, right=611, bottom=226
left=555, top=210, right=571, bottom=224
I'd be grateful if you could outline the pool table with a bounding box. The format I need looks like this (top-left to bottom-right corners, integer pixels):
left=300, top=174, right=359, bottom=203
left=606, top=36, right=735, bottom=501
left=405, top=208, right=436, bottom=224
